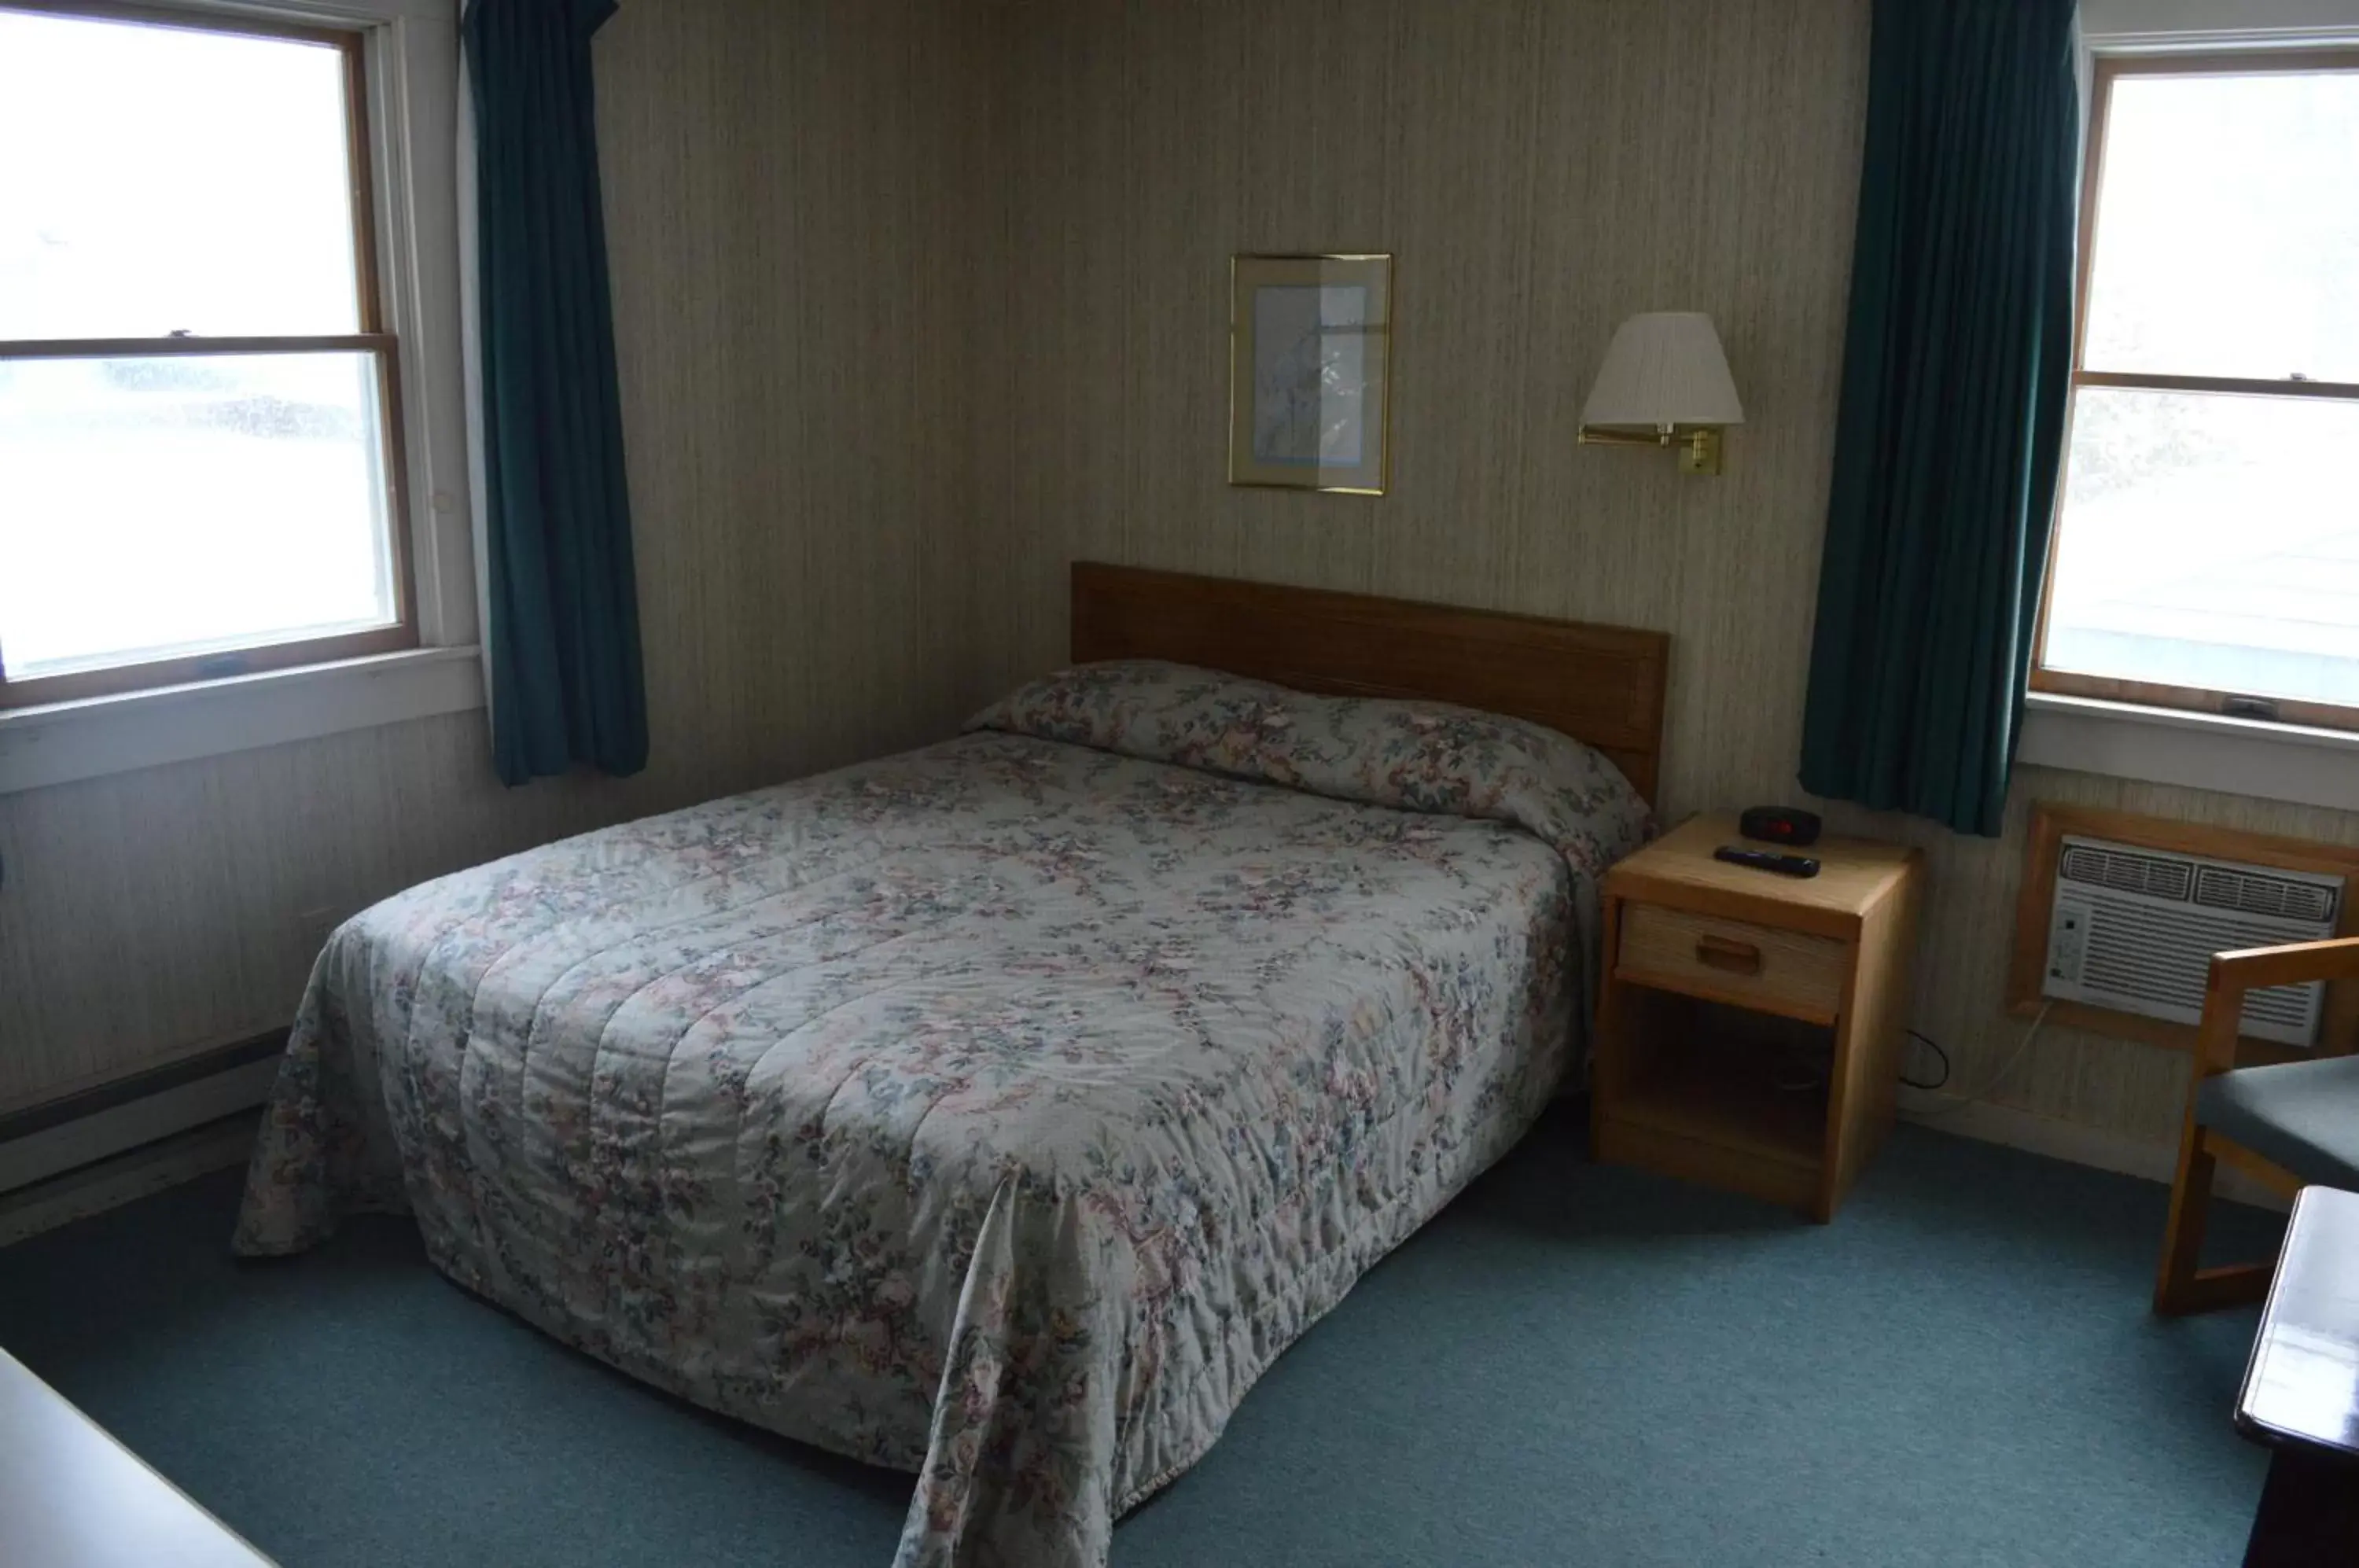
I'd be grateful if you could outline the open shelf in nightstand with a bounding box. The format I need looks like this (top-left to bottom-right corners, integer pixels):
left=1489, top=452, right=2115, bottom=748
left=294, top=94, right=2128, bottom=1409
left=1609, top=986, right=1832, bottom=1173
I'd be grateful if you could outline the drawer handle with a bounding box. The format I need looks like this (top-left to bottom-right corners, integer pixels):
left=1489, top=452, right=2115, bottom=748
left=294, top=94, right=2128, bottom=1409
left=1694, top=934, right=1762, bottom=976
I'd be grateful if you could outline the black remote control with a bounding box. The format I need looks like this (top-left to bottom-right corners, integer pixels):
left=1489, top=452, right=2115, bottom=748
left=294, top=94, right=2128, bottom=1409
left=1714, top=845, right=1820, bottom=878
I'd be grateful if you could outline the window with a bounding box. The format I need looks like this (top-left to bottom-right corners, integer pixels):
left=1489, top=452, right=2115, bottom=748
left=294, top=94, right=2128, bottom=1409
left=0, top=2, right=414, bottom=710
left=2035, top=52, right=2359, bottom=731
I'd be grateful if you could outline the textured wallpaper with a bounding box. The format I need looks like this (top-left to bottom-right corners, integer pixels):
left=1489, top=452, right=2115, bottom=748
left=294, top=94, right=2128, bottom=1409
left=971, top=0, right=2359, bottom=1154
left=11, top=0, right=2352, bottom=1163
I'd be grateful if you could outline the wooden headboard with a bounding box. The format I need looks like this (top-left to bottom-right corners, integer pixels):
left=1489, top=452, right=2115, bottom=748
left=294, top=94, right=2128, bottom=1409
left=1069, top=561, right=1673, bottom=804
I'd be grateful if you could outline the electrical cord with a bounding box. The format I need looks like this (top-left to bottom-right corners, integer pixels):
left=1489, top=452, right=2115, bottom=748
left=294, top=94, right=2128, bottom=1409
left=1901, top=1001, right=2055, bottom=1117
left=1899, top=1029, right=1950, bottom=1091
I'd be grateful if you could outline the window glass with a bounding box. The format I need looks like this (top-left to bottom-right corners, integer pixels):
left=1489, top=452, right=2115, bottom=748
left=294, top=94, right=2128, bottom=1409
left=2082, top=72, right=2359, bottom=385
left=0, top=353, right=398, bottom=678
left=0, top=9, right=362, bottom=339
left=2046, top=388, right=2359, bottom=706
left=0, top=7, right=404, bottom=698
left=2039, top=58, right=2359, bottom=723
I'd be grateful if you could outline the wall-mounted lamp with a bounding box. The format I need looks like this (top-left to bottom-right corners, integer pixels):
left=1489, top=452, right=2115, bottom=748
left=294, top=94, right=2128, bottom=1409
left=1577, top=312, right=1746, bottom=476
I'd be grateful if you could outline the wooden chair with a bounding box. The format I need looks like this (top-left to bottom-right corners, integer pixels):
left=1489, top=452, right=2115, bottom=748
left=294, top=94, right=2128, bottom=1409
left=2155, top=937, right=2359, bottom=1316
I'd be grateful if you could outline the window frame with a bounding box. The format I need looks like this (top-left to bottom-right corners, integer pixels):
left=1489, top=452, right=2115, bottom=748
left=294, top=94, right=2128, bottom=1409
left=0, top=0, right=420, bottom=711
left=2031, top=47, right=2359, bottom=733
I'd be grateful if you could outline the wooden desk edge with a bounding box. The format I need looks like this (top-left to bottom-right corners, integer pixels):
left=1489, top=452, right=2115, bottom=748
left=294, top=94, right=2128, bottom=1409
left=0, top=1348, right=277, bottom=1566
left=2236, top=1186, right=2359, bottom=1459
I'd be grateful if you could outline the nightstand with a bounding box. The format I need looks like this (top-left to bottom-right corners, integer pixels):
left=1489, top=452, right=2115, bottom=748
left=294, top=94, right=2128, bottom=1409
left=1591, top=813, right=1924, bottom=1222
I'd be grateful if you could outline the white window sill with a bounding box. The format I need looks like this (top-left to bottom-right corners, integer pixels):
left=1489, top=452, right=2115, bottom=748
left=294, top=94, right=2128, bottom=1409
left=2019, top=690, right=2359, bottom=814
left=0, top=646, right=484, bottom=796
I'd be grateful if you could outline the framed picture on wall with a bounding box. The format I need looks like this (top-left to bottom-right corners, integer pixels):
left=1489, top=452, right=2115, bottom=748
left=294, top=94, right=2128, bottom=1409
left=1227, top=252, right=1392, bottom=495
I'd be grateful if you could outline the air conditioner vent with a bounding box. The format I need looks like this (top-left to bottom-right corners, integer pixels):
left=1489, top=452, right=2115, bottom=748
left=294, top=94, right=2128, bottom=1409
left=2241, top=985, right=2319, bottom=1029
left=2193, top=865, right=2338, bottom=925
left=2044, top=834, right=2343, bottom=1050
left=2059, top=844, right=2194, bottom=903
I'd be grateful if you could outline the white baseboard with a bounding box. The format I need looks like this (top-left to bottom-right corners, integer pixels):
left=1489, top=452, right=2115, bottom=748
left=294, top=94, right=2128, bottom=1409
left=0, top=1058, right=280, bottom=1195
left=1901, top=1097, right=2289, bottom=1211
left=0, top=1115, right=259, bottom=1248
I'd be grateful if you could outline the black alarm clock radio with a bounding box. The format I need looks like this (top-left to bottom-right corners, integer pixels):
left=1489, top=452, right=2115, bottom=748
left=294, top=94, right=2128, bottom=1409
left=1739, top=805, right=1822, bottom=848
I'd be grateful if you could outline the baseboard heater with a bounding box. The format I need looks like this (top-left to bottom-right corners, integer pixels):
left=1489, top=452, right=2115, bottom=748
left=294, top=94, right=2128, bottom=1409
left=0, top=1032, right=285, bottom=1197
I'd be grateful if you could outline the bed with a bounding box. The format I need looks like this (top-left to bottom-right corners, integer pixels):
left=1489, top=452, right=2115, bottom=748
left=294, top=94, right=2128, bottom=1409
left=234, top=564, right=1669, bottom=1568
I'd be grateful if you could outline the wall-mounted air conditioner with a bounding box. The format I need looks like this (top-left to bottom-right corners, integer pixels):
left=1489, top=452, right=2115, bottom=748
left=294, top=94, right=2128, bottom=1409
left=2042, top=835, right=2342, bottom=1050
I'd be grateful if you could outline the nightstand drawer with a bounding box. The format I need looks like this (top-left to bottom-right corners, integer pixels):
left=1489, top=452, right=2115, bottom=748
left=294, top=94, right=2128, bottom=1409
left=1616, top=904, right=1849, bottom=1021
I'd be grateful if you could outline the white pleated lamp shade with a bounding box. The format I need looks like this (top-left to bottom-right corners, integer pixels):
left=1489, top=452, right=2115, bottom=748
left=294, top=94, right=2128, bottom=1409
left=1581, top=312, right=1746, bottom=430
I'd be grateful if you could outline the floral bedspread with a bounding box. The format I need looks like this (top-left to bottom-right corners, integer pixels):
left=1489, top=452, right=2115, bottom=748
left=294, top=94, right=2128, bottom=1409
left=235, top=663, right=1649, bottom=1567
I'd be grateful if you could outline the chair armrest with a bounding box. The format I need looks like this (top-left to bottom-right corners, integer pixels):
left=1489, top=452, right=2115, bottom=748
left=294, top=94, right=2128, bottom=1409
left=2195, top=937, right=2359, bottom=1073
left=2212, top=937, right=2359, bottom=992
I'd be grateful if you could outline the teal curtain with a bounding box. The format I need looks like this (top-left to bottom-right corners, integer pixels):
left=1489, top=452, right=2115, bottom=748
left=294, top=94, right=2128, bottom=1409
left=1797, top=0, right=2080, bottom=837
left=464, top=0, right=648, bottom=785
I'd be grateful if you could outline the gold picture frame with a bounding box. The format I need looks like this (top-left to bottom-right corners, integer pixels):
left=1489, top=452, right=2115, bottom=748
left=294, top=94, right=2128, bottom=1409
left=1227, top=252, right=1393, bottom=495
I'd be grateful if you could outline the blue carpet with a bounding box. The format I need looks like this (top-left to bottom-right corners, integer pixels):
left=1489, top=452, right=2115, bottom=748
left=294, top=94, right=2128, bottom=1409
left=0, top=1106, right=2282, bottom=1567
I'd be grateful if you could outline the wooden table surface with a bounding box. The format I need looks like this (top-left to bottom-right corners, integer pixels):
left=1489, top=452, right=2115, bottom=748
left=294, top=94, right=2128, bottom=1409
left=1, top=1346, right=272, bottom=1567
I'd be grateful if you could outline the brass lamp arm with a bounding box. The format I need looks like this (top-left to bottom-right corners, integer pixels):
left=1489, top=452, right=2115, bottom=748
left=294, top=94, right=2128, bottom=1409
left=1577, top=423, right=1726, bottom=476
